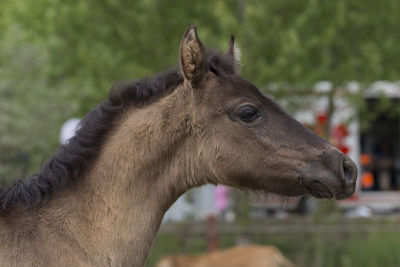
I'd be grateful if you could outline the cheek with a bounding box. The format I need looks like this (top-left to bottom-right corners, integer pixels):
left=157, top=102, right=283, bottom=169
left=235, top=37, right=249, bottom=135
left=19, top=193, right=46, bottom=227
left=252, top=120, right=282, bottom=149
left=204, top=132, right=267, bottom=185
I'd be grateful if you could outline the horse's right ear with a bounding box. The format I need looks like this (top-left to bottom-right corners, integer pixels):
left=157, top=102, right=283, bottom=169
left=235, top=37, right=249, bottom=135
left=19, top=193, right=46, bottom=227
left=224, top=35, right=241, bottom=73
left=179, top=25, right=208, bottom=88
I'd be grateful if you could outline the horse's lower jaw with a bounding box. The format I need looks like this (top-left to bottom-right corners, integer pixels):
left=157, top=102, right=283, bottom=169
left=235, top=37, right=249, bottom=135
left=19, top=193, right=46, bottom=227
left=300, top=177, right=335, bottom=199
left=310, top=190, right=334, bottom=199
left=301, top=178, right=355, bottom=200
left=333, top=187, right=356, bottom=200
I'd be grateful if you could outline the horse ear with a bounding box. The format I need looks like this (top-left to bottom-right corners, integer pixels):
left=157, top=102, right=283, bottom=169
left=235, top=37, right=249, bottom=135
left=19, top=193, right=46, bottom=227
left=224, top=35, right=241, bottom=73
left=179, top=25, right=208, bottom=87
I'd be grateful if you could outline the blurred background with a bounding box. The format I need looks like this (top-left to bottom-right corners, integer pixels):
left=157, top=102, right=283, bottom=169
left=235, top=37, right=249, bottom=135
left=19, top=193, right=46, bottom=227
left=1, top=0, right=400, bottom=266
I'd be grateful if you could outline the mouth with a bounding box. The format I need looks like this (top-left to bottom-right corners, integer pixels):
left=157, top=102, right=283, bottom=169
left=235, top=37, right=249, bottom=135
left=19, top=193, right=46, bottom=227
left=300, top=177, right=334, bottom=199
left=333, top=187, right=356, bottom=200
left=300, top=176, right=356, bottom=200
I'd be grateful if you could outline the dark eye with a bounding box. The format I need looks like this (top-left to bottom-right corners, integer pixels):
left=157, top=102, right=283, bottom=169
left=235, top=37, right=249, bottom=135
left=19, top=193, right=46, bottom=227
left=237, top=105, right=260, bottom=122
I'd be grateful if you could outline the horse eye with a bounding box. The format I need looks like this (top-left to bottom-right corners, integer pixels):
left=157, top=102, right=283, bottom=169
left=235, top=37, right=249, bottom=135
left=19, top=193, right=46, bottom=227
left=237, top=105, right=260, bottom=122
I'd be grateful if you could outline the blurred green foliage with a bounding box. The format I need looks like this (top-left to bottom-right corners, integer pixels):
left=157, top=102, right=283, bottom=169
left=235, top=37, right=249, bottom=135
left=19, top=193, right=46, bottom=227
left=1, top=0, right=400, bottom=180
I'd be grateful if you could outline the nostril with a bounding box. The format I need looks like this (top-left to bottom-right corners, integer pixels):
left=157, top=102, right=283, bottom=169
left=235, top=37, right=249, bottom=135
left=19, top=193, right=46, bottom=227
left=343, top=160, right=354, bottom=181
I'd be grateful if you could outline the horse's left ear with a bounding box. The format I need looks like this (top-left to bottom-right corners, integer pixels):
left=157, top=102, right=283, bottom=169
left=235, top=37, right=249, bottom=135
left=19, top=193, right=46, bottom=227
left=224, top=35, right=241, bottom=73
left=180, top=25, right=208, bottom=88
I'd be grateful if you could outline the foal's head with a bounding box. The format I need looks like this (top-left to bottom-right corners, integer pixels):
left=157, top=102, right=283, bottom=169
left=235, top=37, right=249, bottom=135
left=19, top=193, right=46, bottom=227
left=180, top=26, right=357, bottom=199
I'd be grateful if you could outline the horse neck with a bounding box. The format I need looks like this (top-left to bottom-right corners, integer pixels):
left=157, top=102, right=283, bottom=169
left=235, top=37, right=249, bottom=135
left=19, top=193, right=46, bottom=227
left=50, top=85, right=205, bottom=266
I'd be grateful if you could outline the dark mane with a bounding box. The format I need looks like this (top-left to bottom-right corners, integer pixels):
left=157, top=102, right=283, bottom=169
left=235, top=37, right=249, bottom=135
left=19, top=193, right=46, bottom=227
left=0, top=52, right=233, bottom=210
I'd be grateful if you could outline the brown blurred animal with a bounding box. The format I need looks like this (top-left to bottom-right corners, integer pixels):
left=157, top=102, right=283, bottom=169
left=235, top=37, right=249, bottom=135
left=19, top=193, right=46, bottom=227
left=156, top=245, right=295, bottom=267
left=0, top=26, right=357, bottom=266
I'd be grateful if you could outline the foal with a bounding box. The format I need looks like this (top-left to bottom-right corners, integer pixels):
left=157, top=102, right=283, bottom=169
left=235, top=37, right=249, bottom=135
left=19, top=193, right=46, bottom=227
left=0, top=26, right=357, bottom=266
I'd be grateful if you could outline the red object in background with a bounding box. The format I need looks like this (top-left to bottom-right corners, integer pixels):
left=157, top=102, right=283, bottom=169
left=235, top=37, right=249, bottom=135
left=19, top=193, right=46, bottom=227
left=317, top=113, right=327, bottom=125
left=337, top=124, right=349, bottom=137
left=307, top=113, right=350, bottom=155
left=332, top=123, right=349, bottom=141
left=331, top=123, right=350, bottom=155
left=346, top=194, right=358, bottom=201
left=337, top=145, right=349, bottom=154
left=314, top=112, right=327, bottom=136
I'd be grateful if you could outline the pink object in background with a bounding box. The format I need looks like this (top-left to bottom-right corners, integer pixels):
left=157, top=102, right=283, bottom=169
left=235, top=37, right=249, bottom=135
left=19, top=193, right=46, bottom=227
left=215, top=185, right=229, bottom=212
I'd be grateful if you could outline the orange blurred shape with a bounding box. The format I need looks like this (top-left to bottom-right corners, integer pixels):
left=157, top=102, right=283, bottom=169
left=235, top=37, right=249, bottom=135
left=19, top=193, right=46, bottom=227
left=360, top=154, right=371, bottom=165
left=361, top=172, right=374, bottom=189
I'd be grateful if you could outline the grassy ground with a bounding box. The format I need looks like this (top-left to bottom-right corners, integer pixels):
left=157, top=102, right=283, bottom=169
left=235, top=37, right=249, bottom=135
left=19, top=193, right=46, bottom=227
left=145, top=216, right=400, bottom=267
